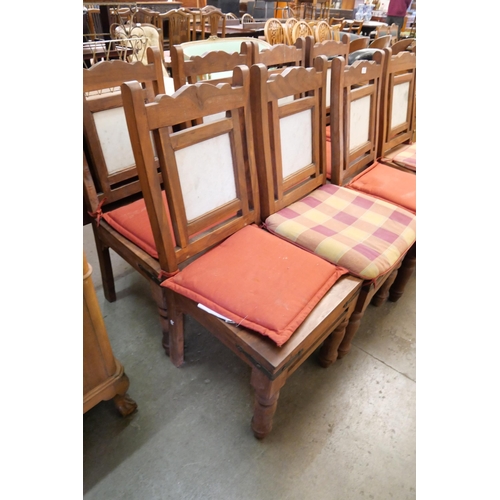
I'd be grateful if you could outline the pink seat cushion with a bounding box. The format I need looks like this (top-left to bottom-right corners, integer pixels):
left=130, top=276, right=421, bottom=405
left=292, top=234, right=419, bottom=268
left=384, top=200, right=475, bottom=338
left=383, top=143, right=416, bottom=171
left=345, top=161, right=416, bottom=214
left=162, top=225, right=348, bottom=346
left=265, top=184, right=416, bottom=280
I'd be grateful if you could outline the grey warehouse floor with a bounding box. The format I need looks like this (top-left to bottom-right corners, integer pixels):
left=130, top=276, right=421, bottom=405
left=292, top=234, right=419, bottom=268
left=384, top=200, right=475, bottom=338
left=83, top=223, right=416, bottom=500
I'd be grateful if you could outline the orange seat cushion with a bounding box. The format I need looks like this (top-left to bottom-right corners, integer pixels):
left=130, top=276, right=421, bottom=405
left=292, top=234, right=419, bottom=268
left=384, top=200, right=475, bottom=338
left=162, top=225, right=348, bottom=347
left=102, top=193, right=172, bottom=259
left=345, top=162, right=416, bottom=214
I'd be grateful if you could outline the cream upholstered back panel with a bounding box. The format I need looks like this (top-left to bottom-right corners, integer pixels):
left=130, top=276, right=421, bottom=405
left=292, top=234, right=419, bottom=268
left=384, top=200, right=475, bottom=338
left=93, top=107, right=136, bottom=175
left=280, top=110, right=313, bottom=179
left=175, top=134, right=237, bottom=222
left=349, top=95, right=371, bottom=151
left=391, top=81, right=410, bottom=129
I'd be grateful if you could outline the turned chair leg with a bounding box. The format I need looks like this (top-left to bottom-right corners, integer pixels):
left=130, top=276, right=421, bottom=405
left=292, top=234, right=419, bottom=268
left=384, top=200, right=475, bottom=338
left=318, top=314, right=350, bottom=368
left=371, top=264, right=400, bottom=307
left=149, top=282, right=171, bottom=356
left=389, top=243, right=416, bottom=302
left=250, top=369, right=286, bottom=440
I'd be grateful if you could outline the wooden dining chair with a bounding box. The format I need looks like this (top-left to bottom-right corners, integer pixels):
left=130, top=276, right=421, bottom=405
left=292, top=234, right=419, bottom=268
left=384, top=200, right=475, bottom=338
left=369, top=34, right=392, bottom=50
left=131, top=7, right=159, bottom=25
left=327, top=53, right=416, bottom=315
left=391, top=38, right=416, bottom=55
left=241, top=13, right=255, bottom=23
left=249, top=58, right=416, bottom=361
left=346, top=34, right=369, bottom=53
left=264, top=18, right=285, bottom=45
left=200, top=9, right=226, bottom=39
left=373, top=24, right=389, bottom=39
left=298, top=35, right=349, bottom=124
left=120, top=65, right=362, bottom=437
left=291, top=20, right=314, bottom=44
left=344, top=20, right=363, bottom=35
left=329, top=17, right=345, bottom=30
left=314, top=20, right=332, bottom=43
left=329, top=23, right=342, bottom=42
left=284, top=17, right=298, bottom=45
left=83, top=47, right=173, bottom=359
left=109, top=7, right=133, bottom=27
left=85, top=7, right=103, bottom=40
left=170, top=40, right=254, bottom=90
left=377, top=49, right=417, bottom=172
left=161, top=9, right=193, bottom=56
left=242, top=38, right=305, bottom=78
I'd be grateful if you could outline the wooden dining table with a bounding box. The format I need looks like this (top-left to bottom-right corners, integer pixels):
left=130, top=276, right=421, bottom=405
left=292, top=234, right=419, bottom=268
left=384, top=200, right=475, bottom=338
left=344, top=19, right=387, bottom=36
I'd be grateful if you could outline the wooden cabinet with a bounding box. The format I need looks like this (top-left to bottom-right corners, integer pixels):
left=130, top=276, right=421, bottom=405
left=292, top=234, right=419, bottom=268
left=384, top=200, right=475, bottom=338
left=83, top=252, right=137, bottom=416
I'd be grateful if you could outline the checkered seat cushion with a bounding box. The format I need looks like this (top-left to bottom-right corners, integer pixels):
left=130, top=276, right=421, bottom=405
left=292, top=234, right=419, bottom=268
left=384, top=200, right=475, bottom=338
left=383, top=143, right=416, bottom=171
left=264, top=184, right=416, bottom=280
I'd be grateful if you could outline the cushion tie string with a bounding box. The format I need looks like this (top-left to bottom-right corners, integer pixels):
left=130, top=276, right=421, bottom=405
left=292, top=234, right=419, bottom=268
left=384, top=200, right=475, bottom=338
left=158, top=269, right=180, bottom=282
left=88, top=198, right=106, bottom=227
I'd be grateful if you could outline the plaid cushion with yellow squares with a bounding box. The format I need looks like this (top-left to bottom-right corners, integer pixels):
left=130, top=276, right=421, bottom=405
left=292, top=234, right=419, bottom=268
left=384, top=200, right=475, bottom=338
left=384, top=143, right=416, bottom=171
left=264, top=184, right=416, bottom=280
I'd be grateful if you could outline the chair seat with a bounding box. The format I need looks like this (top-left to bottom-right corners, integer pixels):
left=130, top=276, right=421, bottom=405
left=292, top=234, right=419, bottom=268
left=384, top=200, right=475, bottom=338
left=162, top=225, right=348, bottom=346
left=382, top=143, right=416, bottom=171
left=345, top=161, right=416, bottom=214
left=264, top=184, right=416, bottom=280
left=102, top=194, right=170, bottom=260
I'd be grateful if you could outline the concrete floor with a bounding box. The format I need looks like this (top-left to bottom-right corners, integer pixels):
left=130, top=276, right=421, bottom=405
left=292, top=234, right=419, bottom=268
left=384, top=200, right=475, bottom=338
left=83, top=223, right=416, bottom=500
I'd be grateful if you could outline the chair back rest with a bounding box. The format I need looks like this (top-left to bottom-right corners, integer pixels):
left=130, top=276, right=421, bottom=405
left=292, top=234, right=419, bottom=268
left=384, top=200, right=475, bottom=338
left=329, top=17, right=345, bottom=30
left=249, top=57, right=328, bottom=219
left=84, top=7, right=103, bottom=40
left=346, top=20, right=363, bottom=34
left=314, top=20, right=332, bottom=43
left=346, top=35, right=369, bottom=53
left=109, top=7, right=133, bottom=26
left=391, top=38, right=415, bottom=55
left=83, top=47, right=166, bottom=214
left=244, top=40, right=304, bottom=73
left=264, top=18, right=285, bottom=45
left=120, top=66, right=260, bottom=274
left=200, top=10, right=226, bottom=38
left=378, top=49, right=416, bottom=159
left=374, top=24, right=389, bottom=39
left=369, top=35, right=391, bottom=49
left=242, top=13, right=255, bottom=23
left=389, top=23, right=399, bottom=44
left=329, top=23, right=342, bottom=42
left=131, top=7, right=159, bottom=25
left=162, top=9, right=193, bottom=45
left=291, top=20, right=314, bottom=44
left=284, top=18, right=298, bottom=45
left=301, top=35, right=349, bottom=113
left=329, top=52, right=385, bottom=185
left=171, top=40, right=254, bottom=90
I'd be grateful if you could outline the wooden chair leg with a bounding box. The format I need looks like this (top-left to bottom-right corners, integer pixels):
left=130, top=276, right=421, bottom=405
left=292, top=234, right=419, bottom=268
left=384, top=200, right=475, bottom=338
left=389, top=243, right=416, bottom=302
left=166, top=291, right=185, bottom=368
left=337, top=286, right=373, bottom=359
left=318, top=314, right=350, bottom=368
left=149, top=282, right=171, bottom=356
left=371, top=264, right=400, bottom=307
left=93, top=227, right=116, bottom=302
left=250, top=369, right=286, bottom=439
